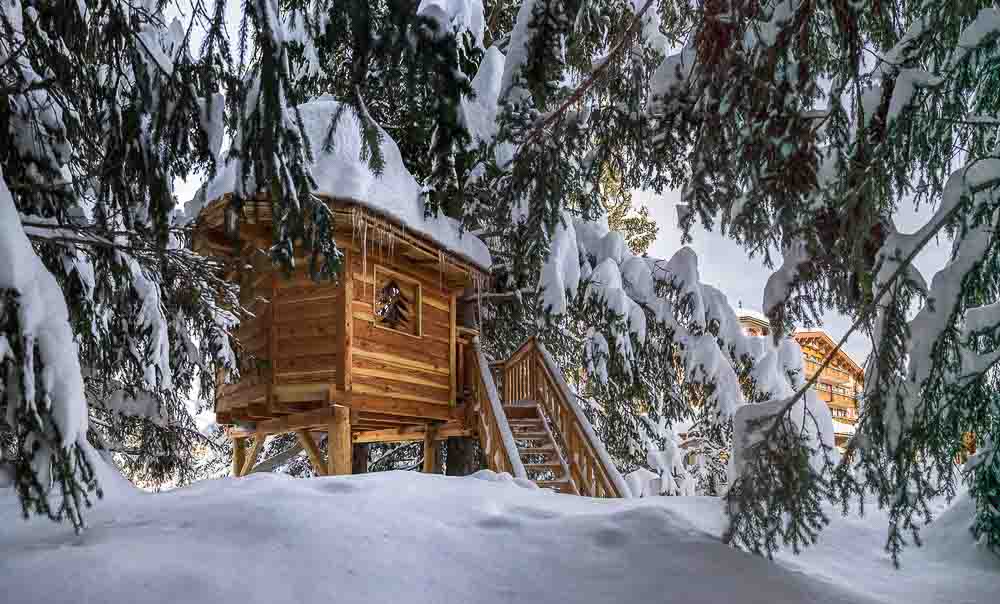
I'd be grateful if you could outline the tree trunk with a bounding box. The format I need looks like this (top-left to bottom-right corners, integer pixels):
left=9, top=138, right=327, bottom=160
left=352, top=443, right=369, bottom=474
left=446, top=436, right=479, bottom=476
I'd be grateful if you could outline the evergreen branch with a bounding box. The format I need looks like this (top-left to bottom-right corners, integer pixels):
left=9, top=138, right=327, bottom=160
left=516, top=0, right=656, bottom=154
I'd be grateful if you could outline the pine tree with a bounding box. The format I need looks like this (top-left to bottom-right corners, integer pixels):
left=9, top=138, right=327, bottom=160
left=0, top=0, right=308, bottom=528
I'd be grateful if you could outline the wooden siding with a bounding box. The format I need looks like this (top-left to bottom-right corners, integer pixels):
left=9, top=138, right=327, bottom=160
left=217, top=244, right=464, bottom=424
left=349, top=252, right=455, bottom=412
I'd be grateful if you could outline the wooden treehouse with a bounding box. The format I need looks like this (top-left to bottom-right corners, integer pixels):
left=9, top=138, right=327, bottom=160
left=194, top=195, right=629, bottom=497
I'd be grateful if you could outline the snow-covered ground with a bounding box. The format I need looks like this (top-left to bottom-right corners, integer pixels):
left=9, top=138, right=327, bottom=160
left=1, top=468, right=995, bottom=604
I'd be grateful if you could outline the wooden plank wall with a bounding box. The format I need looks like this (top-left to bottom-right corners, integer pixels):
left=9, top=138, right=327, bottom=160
left=270, top=266, right=340, bottom=396
left=217, top=238, right=465, bottom=424
left=349, top=251, right=456, bottom=415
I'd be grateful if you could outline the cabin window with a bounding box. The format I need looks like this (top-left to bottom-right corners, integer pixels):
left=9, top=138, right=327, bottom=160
left=374, top=266, right=422, bottom=337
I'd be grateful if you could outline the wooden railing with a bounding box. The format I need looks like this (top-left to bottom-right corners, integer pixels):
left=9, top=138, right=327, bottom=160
left=469, top=339, right=527, bottom=479
left=499, top=337, right=630, bottom=498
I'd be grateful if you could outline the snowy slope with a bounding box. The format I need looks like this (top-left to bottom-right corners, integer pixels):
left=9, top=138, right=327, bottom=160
left=3, top=469, right=993, bottom=604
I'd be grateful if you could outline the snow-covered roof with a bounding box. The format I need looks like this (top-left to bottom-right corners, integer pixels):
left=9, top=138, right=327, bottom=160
left=736, top=308, right=769, bottom=324
left=832, top=419, right=856, bottom=435
left=203, top=97, right=491, bottom=271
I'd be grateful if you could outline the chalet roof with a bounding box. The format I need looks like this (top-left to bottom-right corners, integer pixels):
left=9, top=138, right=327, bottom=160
left=196, top=97, right=491, bottom=272
left=793, top=330, right=865, bottom=381
left=735, top=308, right=769, bottom=324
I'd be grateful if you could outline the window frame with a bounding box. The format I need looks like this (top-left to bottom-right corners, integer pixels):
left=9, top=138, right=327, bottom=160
left=372, top=264, right=423, bottom=338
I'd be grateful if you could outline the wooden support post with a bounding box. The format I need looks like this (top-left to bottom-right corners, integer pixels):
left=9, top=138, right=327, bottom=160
left=423, top=423, right=438, bottom=473
left=243, top=434, right=267, bottom=476
left=328, top=405, right=352, bottom=475
left=449, top=293, right=457, bottom=406
left=352, top=443, right=369, bottom=474
left=232, top=437, right=247, bottom=477
left=296, top=430, right=328, bottom=476
left=446, top=436, right=479, bottom=476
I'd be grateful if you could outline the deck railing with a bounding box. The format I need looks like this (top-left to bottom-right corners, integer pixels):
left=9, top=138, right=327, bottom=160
left=499, top=337, right=630, bottom=498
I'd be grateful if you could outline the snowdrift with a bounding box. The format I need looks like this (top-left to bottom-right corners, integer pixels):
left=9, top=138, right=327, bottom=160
left=2, top=469, right=994, bottom=604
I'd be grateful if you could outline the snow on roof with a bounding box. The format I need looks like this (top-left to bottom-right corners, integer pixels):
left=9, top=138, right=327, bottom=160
left=203, top=97, right=491, bottom=271
left=832, top=419, right=857, bottom=435
left=736, top=307, right=769, bottom=323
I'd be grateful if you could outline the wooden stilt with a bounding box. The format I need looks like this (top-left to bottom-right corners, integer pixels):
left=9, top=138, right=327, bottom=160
left=243, top=434, right=268, bottom=476
left=328, top=405, right=352, bottom=475
left=232, top=437, right=247, bottom=477
left=352, top=443, right=370, bottom=474
left=296, top=430, right=328, bottom=476
left=446, top=436, right=478, bottom=476
left=423, top=424, right=438, bottom=473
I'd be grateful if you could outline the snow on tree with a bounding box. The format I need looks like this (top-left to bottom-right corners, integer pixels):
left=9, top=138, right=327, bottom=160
left=0, top=168, right=96, bottom=528
left=650, top=0, right=1000, bottom=561
left=0, top=0, right=256, bottom=527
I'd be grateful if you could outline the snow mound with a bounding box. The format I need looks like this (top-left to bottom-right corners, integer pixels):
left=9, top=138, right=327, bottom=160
left=204, top=98, right=491, bottom=270
left=0, top=471, right=906, bottom=604
left=923, top=492, right=1000, bottom=572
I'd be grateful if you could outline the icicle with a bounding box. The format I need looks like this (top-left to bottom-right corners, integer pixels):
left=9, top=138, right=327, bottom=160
left=476, top=271, right=484, bottom=332
left=362, top=218, right=368, bottom=298
left=439, top=249, right=444, bottom=291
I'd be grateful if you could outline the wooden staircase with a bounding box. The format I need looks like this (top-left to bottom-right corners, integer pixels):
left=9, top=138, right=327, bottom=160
left=467, top=337, right=630, bottom=498
left=504, top=401, right=576, bottom=493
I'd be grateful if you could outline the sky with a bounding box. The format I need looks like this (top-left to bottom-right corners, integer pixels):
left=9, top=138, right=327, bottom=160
left=639, top=188, right=954, bottom=365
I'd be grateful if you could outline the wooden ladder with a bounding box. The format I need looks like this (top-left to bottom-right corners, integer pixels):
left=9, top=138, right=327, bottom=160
left=468, top=337, right=630, bottom=497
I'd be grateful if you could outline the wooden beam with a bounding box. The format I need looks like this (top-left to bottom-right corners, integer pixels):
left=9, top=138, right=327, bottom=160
left=230, top=406, right=336, bottom=438
left=228, top=392, right=455, bottom=438
left=353, top=423, right=471, bottom=444
left=243, top=434, right=268, bottom=476
left=357, top=411, right=426, bottom=425
left=296, top=430, right=328, bottom=476
left=347, top=394, right=453, bottom=421
left=232, top=437, right=247, bottom=477
left=449, top=292, right=457, bottom=406
left=423, top=424, right=438, bottom=473
left=328, top=405, right=352, bottom=475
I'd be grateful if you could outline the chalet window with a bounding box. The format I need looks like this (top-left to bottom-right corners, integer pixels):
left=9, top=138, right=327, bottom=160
left=374, top=266, right=421, bottom=337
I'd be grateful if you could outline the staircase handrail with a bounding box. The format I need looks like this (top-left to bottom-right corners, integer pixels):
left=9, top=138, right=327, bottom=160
left=502, top=336, right=631, bottom=498
left=471, top=338, right=527, bottom=479
left=534, top=341, right=632, bottom=498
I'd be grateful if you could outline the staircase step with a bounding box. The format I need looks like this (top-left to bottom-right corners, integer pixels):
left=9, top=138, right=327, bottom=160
left=523, top=462, right=564, bottom=469
left=503, top=405, right=540, bottom=420
left=518, top=446, right=556, bottom=455
left=534, top=478, right=572, bottom=491
left=509, top=424, right=545, bottom=432
left=508, top=417, right=543, bottom=424
left=511, top=431, right=550, bottom=439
